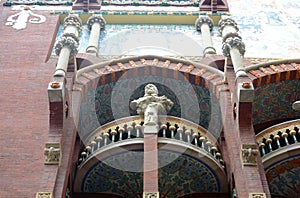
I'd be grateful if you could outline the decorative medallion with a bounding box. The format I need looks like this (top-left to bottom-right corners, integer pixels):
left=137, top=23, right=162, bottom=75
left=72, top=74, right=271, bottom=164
left=249, top=193, right=266, bottom=198
left=44, top=143, right=61, bottom=165
left=6, top=6, right=46, bottom=30
left=143, top=192, right=159, bottom=198
left=36, top=192, right=52, bottom=198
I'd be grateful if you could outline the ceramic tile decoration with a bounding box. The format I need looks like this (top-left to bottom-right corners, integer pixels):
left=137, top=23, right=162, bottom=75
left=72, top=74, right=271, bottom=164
left=52, top=0, right=300, bottom=58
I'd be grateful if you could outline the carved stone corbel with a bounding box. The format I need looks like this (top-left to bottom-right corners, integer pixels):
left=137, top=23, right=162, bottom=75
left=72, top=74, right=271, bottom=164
left=241, top=144, right=258, bottom=166
left=44, top=143, right=61, bottom=165
left=36, top=192, right=53, bottom=198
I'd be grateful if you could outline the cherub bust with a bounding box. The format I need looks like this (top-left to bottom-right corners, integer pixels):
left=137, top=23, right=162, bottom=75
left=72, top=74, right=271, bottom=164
left=130, top=84, right=173, bottom=126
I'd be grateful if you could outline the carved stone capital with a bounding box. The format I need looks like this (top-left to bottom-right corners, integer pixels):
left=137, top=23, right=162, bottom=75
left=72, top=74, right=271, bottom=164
left=195, top=16, right=214, bottom=32
left=241, top=144, right=258, bottom=166
left=55, top=35, right=79, bottom=57
left=249, top=193, right=266, bottom=198
left=36, top=192, right=52, bottom=198
left=87, top=15, right=106, bottom=30
left=44, top=143, right=61, bottom=165
left=143, top=192, right=159, bottom=198
left=63, top=14, right=82, bottom=33
left=218, top=18, right=239, bottom=34
left=222, top=36, right=245, bottom=58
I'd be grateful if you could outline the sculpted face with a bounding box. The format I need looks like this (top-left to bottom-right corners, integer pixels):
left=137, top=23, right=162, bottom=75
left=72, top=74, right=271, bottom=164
left=145, top=84, right=158, bottom=96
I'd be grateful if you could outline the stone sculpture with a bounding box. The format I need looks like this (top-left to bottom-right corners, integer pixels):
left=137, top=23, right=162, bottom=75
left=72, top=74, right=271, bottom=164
left=130, top=84, right=173, bottom=126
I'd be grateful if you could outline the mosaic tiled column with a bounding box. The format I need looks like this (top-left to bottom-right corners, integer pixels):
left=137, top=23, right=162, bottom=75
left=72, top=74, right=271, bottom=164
left=54, top=14, right=82, bottom=77
left=219, top=18, right=247, bottom=78
left=86, top=15, right=106, bottom=54
left=195, top=16, right=216, bottom=56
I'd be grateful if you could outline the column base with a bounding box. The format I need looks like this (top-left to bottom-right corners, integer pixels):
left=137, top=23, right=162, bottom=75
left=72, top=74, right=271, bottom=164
left=143, top=192, right=159, bottom=198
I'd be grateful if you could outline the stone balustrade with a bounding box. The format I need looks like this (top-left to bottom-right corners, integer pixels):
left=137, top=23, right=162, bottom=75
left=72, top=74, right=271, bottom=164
left=78, top=116, right=224, bottom=167
left=256, top=120, right=300, bottom=157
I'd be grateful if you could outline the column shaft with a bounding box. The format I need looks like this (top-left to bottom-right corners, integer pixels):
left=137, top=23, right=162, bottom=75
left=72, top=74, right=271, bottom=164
left=86, top=22, right=101, bottom=54
left=201, top=23, right=216, bottom=55
left=54, top=47, right=71, bottom=76
left=230, top=47, right=247, bottom=77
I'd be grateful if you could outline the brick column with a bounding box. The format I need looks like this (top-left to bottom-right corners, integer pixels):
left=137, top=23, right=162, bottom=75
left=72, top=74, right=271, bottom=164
left=219, top=18, right=271, bottom=197
left=54, top=14, right=82, bottom=77
left=143, top=132, right=159, bottom=197
left=86, top=15, right=106, bottom=54
left=195, top=16, right=216, bottom=56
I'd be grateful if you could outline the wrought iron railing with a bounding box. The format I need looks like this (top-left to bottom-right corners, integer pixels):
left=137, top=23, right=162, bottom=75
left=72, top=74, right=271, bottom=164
left=78, top=116, right=224, bottom=167
left=256, top=120, right=300, bottom=157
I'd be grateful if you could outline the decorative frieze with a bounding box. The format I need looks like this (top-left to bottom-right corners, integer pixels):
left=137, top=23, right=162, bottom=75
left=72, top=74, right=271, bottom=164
left=36, top=192, right=52, bottom=198
left=241, top=144, right=258, bottom=166
left=249, top=193, right=266, bottom=198
left=44, top=143, right=61, bottom=165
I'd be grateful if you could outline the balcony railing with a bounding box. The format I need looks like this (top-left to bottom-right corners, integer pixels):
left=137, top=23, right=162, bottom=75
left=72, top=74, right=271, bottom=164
left=78, top=116, right=224, bottom=168
left=256, top=119, right=300, bottom=157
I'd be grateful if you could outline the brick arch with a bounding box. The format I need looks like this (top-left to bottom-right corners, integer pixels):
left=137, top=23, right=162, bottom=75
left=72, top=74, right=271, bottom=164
left=246, top=59, right=300, bottom=87
left=72, top=55, right=228, bottom=98
left=246, top=59, right=300, bottom=131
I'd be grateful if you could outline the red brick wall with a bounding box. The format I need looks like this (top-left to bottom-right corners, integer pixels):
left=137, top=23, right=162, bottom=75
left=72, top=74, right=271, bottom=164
left=0, top=7, right=59, bottom=197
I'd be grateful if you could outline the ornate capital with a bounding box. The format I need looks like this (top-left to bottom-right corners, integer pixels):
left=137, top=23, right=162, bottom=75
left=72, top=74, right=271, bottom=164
left=222, top=36, right=245, bottom=58
left=195, top=16, right=214, bottom=32
left=87, top=15, right=106, bottom=30
left=63, top=14, right=82, bottom=33
left=36, top=192, right=52, bottom=198
left=44, top=143, right=61, bottom=165
left=218, top=18, right=239, bottom=34
left=55, top=35, right=79, bottom=57
left=241, top=144, right=258, bottom=166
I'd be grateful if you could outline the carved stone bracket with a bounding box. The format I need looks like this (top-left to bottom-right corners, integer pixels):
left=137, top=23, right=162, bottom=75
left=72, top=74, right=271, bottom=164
left=36, top=192, right=53, bottom=198
left=249, top=193, right=266, bottom=198
left=218, top=18, right=239, bottom=34
left=195, top=16, right=214, bottom=32
left=241, top=144, right=258, bottom=166
left=55, top=35, right=79, bottom=57
left=222, top=36, right=245, bottom=58
left=63, top=14, right=82, bottom=33
left=44, top=143, right=61, bottom=165
left=143, top=192, right=159, bottom=198
left=87, top=15, right=106, bottom=30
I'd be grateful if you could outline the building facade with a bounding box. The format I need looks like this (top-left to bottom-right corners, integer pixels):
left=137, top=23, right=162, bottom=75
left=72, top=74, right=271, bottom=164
left=0, top=0, right=300, bottom=198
